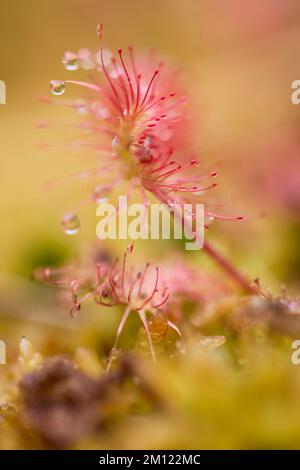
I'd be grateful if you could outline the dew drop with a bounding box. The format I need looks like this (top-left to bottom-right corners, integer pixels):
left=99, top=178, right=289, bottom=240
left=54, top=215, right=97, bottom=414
left=184, top=208, right=194, bottom=220
left=50, top=80, right=65, bottom=96
left=76, top=100, right=88, bottom=115
left=167, top=199, right=179, bottom=208
left=97, top=107, right=110, bottom=119
left=91, top=185, right=108, bottom=204
left=77, top=48, right=95, bottom=71
left=112, top=135, right=119, bottom=154
left=148, top=310, right=168, bottom=342
left=61, top=212, right=80, bottom=235
left=144, top=135, right=153, bottom=148
left=62, top=52, right=79, bottom=71
left=109, top=66, right=122, bottom=79
left=95, top=49, right=113, bottom=67
left=206, top=215, right=215, bottom=226
left=108, top=347, right=121, bottom=366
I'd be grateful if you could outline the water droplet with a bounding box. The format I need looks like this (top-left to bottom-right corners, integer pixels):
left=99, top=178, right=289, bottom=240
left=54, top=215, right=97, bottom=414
left=206, top=215, right=215, bottom=226
left=109, top=66, right=122, bottom=79
left=78, top=48, right=90, bottom=60
left=148, top=310, right=168, bottom=342
left=95, top=49, right=113, bottom=67
left=144, top=135, right=153, bottom=148
left=184, top=208, right=194, bottom=219
left=167, top=199, right=179, bottom=208
left=91, top=185, right=108, bottom=204
left=62, top=52, right=79, bottom=71
left=108, top=347, right=120, bottom=365
left=61, top=212, right=80, bottom=235
left=50, top=80, right=65, bottom=96
left=97, top=107, right=110, bottom=119
left=76, top=100, right=88, bottom=115
left=112, top=135, right=119, bottom=154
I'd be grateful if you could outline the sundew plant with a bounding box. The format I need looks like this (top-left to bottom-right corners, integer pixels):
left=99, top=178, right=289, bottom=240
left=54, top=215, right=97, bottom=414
left=39, top=25, right=261, bottom=361
left=48, top=26, right=254, bottom=279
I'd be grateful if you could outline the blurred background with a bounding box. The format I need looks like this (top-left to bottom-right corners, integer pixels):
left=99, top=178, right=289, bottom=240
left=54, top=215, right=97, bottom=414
left=0, top=0, right=300, bottom=369
left=1, top=0, right=300, bottom=451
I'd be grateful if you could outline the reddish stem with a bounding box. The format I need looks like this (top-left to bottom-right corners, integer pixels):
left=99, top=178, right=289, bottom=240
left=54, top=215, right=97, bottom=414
left=153, top=189, right=256, bottom=294
left=202, top=240, right=256, bottom=294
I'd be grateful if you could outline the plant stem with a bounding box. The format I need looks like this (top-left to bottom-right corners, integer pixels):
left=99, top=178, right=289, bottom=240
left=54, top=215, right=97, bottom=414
left=153, top=189, right=256, bottom=294
left=202, top=240, right=255, bottom=294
